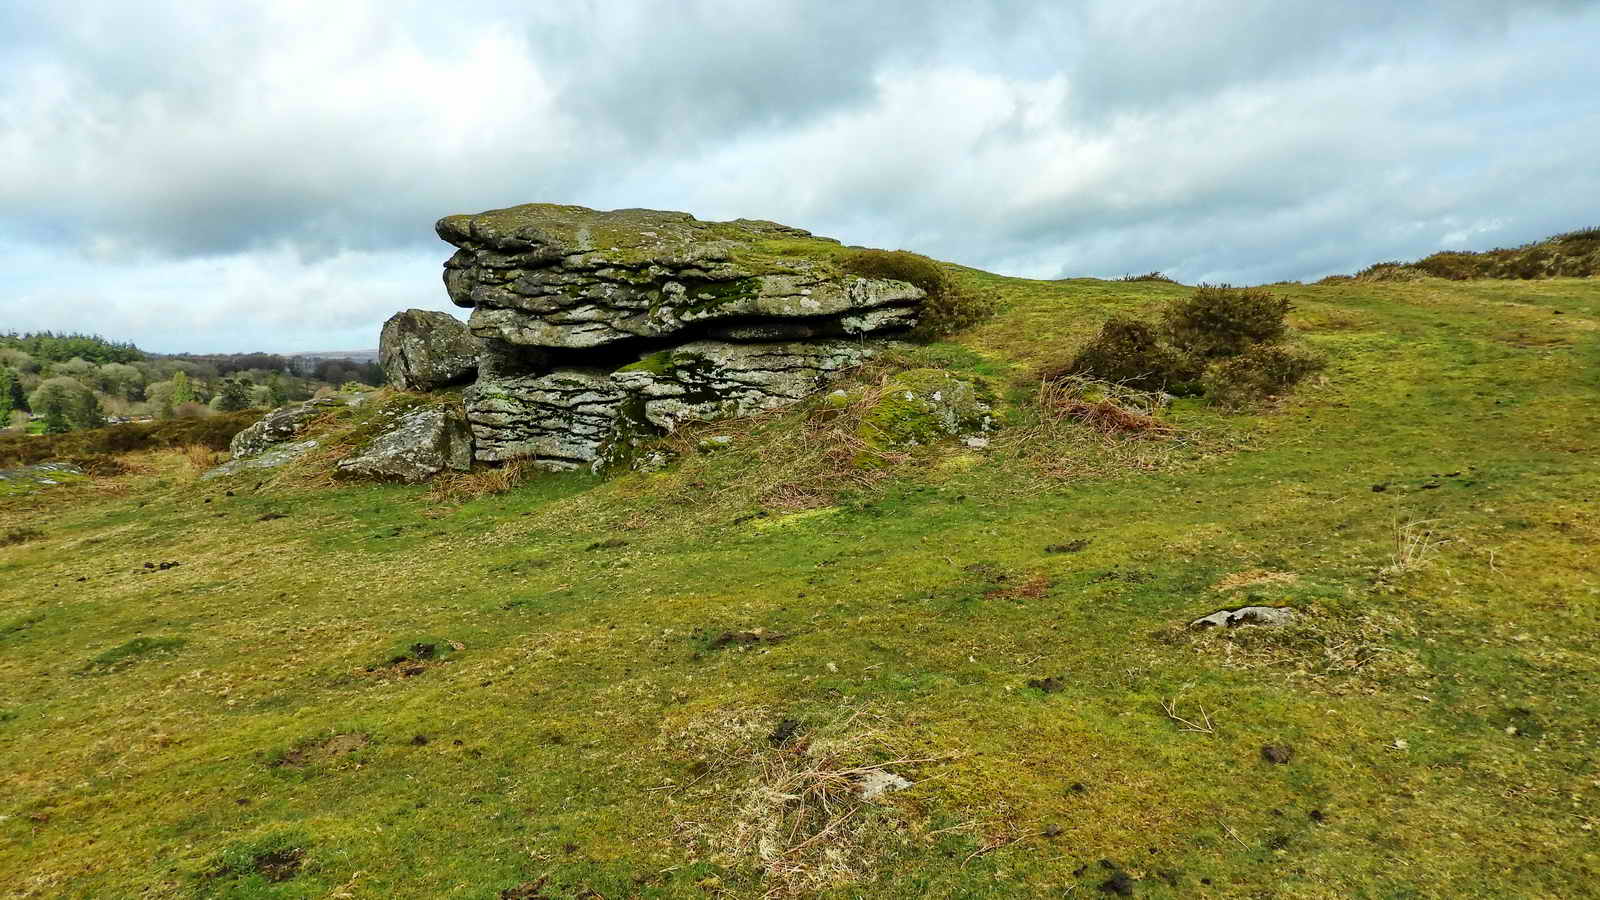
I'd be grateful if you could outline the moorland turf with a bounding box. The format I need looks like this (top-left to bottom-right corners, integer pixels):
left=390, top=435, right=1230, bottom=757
left=2, top=270, right=1597, bottom=897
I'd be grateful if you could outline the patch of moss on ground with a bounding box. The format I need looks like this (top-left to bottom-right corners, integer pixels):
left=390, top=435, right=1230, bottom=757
left=856, top=368, right=995, bottom=460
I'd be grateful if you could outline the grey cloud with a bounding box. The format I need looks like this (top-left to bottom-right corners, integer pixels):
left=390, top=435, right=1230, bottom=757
left=2, top=0, right=1599, bottom=352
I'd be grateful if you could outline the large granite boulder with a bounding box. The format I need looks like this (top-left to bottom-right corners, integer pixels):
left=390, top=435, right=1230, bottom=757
left=379, top=309, right=479, bottom=391
left=335, top=406, right=474, bottom=482
left=436, top=204, right=924, bottom=349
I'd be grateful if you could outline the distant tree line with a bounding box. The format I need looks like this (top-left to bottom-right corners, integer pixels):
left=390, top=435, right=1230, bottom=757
left=1, top=333, right=384, bottom=436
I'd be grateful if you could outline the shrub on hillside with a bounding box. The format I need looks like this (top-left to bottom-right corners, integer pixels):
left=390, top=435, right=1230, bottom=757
left=1046, top=284, right=1318, bottom=410
left=841, top=249, right=996, bottom=339
left=1160, top=284, right=1291, bottom=358
left=1202, top=344, right=1326, bottom=409
left=1046, top=316, right=1201, bottom=393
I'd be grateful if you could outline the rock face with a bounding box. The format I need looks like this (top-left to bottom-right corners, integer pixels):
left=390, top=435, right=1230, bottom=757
left=436, top=204, right=923, bottom=350
left=336, top=406, right=474, bottom=482
left=465, top=370, right=628, bottom=467
left=612, top=339, right=874, bottom=431
left=388, top=203, right=940, bottom=472
left=379, top=309, right=479, bottom=391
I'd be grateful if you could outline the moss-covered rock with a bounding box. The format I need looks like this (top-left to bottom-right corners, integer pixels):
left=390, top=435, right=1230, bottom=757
left=436, top=204, right=925, bottom=349
left=856, top=368, right=995, bottom=457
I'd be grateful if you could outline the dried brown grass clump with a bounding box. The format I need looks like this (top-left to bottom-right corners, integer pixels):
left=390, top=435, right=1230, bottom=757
left=1035, top=377, right=1174, bottom=437
left=183, top=444, right=222, bottom=471
left=658, top=705, right=946, bottom=896
left=427, top=458, right=533, bottom=505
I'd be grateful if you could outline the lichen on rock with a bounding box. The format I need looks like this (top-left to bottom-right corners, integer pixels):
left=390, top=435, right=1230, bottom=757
left=436, top=204, right=924, bottom=350
left=379, top=309, right=479, bottom=392
left=335, top=406, right=474, bottom=483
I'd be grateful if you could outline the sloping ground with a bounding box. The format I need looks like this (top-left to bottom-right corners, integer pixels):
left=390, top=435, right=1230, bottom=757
left=1, top=272, right=1597, bottom=898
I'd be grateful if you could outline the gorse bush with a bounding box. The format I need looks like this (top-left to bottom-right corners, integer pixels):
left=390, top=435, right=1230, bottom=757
left=1343, top=227, right=1600, bottom=281
left=1161, top=284, right=1291, bottom=358
left=841, top=249, right=996, bottom=339
left=1047, top=284, right=1318, bottom=409
left=1202, top=344, right=1326, bottom=409
left=1047, top=316, right=1201, bottom=393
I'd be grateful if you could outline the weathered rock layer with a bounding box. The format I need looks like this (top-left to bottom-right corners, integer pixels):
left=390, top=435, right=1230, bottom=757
left=437, top=204, right=923, bottom=350
left=379, top=203, right=934, bottom=472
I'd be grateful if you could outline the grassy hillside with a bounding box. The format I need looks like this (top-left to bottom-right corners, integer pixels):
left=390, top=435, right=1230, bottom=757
left=1339, top=226, right=1600, bottom=282
left=2, top=269, right=1597, bottom=898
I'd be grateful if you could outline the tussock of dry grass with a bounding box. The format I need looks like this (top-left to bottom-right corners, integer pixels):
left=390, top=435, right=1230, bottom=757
left=427, top=458, right=533, bottom=505
left=658, top=705, right=947, bottom=896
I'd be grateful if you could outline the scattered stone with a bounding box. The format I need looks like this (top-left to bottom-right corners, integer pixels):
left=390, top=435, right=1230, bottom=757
left=856, top=769, right=912, bottom=800
left=1042, top=824, right=1064, bottom=838
left=335, top=406, right=474, bottom=483
left=1261, top=744, right=1294, bottom=764
left=1189, top=605, right=1297, bottom=630
left=379, top=308, right=479, bottom=391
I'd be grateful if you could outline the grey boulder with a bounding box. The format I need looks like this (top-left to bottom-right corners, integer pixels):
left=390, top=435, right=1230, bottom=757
left=335, top=407, right=474, bottom=482
left=380, top=309, right=479, bottom=391
left=229, top=397, right=347, bottom=458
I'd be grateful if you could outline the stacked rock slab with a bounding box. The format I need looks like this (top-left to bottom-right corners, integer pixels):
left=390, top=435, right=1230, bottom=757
left=438, top=204, right=926, bottom=470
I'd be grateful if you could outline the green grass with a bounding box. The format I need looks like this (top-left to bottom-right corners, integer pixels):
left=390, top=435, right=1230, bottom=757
left=2, top=273, right=1598, bottom=897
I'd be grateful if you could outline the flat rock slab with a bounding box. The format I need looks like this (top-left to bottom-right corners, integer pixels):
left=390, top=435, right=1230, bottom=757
left=202, top=440, right=319, bottom=480
left=336, top=406, right=474, bottom=482
left=436, top=204, right=923, bottom=349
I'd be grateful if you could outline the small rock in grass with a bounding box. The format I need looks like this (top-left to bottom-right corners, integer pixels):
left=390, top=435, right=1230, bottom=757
left=1261, top=744, right=1294, bottom=764
left=856, top=770, right=912, bottom=800
left=1190, top=605, right=1296, bottom=630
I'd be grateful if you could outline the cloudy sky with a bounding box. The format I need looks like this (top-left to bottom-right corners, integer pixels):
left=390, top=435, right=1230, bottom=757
left=4, top=1, right=1598, bottom=353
